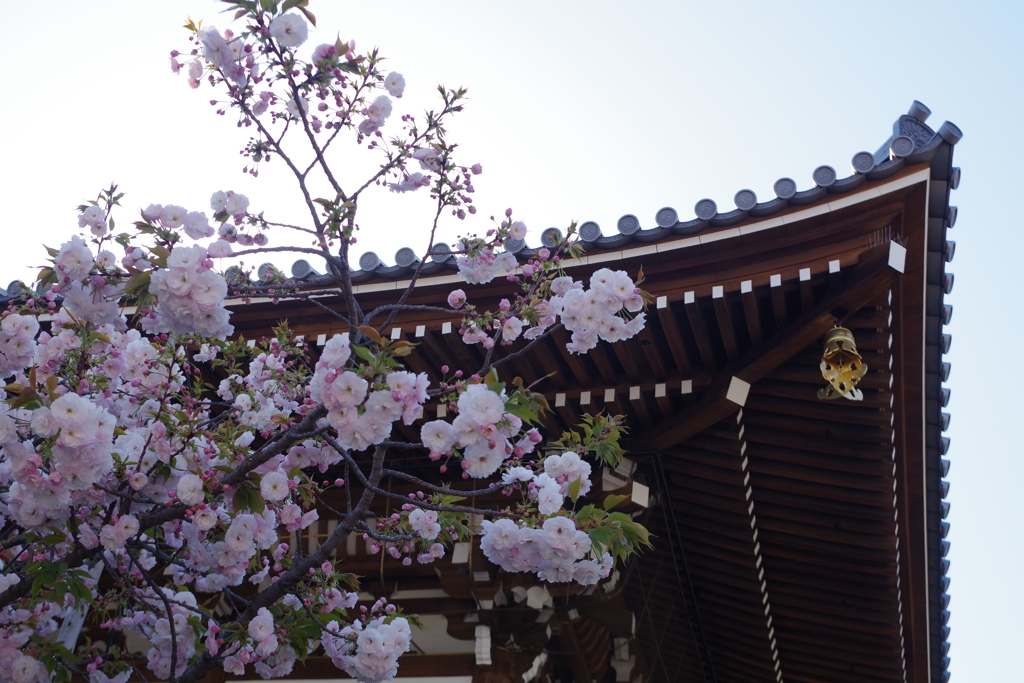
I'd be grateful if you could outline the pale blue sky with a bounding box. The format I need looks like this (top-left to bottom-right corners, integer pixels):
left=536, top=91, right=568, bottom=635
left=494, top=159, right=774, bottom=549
left=2, top=1, right=1021, bottom=679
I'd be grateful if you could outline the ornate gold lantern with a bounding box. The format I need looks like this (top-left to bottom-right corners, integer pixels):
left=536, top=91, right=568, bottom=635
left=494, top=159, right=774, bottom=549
left=818, top=324, right=867, bottom=401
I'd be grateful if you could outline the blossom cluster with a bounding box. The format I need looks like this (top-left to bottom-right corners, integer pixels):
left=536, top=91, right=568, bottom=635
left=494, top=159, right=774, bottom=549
left=478, top=451, right=607, bottom=584
left=0, top=302, right=339, bottom=678
left=454, top=237, right=519, bottom=285
left=558, top=268, right=646, bottom=353
left=322, top=601, right=412, bottom=683
left=0, top=314, right=38, bottom=379
left=145, top=245, right=233, bottom=338
left=452, top=266, right=646, bottom=355
left=141, top=202, right=216, bottom=241
left=420, top=383, right=540, bottom=478
left=365, top=501, right=454, bottom=566
left=311, top=334, right=429, bottom=452
left=123, top=588, right=202, bottom=680
left=0, top=572, right=67, bottom=683
left=481, top=515, right=613, bottom=585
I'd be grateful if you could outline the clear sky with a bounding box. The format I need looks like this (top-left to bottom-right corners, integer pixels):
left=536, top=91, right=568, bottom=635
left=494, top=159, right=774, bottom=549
left=2, top=0, right=1021, bottom=679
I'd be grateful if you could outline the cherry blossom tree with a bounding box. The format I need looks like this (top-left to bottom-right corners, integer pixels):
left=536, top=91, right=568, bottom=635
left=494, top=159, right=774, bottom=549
left=0, top=2, right=651, bottom=682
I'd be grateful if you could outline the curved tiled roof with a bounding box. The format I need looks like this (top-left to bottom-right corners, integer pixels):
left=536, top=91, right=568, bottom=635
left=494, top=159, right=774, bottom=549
left=287, top=101, right=962, bottom=292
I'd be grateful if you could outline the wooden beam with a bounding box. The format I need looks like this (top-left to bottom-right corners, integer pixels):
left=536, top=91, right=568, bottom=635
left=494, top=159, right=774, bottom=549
left=740, top=280, right=764, bottom=346
left=712, top=286, right=740, bottom=360
left=684, top=292, right=717, bottom=370
left=587, top=344, right=620, bottom=386
left=611, top=340, right=643, bottom=383
left=632, top=242, right=905, bottom=451
left=637, top=326, right=669, bottom=377
left=770, top=273, right=788, bottom=328
left=655, top=297, right=694, bottom=376
left=799, top=268, right=815, bottom=312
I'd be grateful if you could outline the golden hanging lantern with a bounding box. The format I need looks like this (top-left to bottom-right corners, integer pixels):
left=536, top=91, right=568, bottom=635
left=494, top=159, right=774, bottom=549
left=818, top=325, right=867, bottom=401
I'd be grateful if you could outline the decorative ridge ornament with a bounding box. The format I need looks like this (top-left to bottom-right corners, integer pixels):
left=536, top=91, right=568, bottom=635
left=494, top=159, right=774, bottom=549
left=818, top=324, right=868, bottom=401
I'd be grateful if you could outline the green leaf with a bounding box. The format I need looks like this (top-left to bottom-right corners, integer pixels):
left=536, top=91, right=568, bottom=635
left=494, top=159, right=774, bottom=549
left=602, top=494, right=629, bottom=511
left=568, top=476, right=582, bottom=504
left=36, top=268, right=56, bottom=286
left=353, top=345, right=374, bottom=362
left=506, top=403, right=539, bottom=425
left=574, top=504, right=597, bottom=524
left=233, top=486, right=266, bottom=513
left=234, top=487, right=252, bottom=512
left=588, top=528, right=614, bottom=548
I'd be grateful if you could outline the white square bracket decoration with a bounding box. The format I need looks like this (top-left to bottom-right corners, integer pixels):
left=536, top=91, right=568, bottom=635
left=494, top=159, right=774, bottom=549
left=726, top=376, right=750, bottom=406
left=888, top=241, right=907, bottom=273
left=451, top=542, right=470, bottom=564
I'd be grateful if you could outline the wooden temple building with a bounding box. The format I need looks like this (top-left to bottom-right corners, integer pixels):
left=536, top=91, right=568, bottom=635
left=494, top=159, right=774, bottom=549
left=219, top=101, right=962, bottom=683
